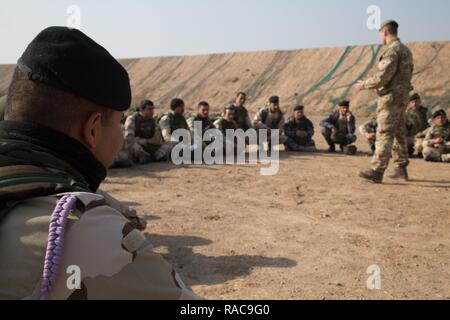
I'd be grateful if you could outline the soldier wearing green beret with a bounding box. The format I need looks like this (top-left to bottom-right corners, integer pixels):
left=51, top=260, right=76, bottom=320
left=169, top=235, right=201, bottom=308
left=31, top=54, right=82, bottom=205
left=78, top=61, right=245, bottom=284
left=356, top=20, right=414, bottom=183
left=0, top=27, right=198, bottom=300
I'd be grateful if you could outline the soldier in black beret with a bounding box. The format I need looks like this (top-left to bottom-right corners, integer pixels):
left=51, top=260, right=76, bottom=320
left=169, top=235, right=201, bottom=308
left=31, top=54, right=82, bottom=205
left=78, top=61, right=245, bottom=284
left=253, top=95, right=286, bottom=151
left=422, top=109, right=450, bottom=163
left=320, top=100, right=357, bottom=154
left=284, top=105, right=316, bottom=152
left=0, top=27, right=198, bottom=300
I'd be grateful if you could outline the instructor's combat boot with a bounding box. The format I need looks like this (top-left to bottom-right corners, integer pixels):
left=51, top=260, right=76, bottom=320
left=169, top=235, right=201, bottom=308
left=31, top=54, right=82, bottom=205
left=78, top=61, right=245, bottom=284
left=388, top=167, right=409, bottom=181
left=358, top=169, right=384, bottom=184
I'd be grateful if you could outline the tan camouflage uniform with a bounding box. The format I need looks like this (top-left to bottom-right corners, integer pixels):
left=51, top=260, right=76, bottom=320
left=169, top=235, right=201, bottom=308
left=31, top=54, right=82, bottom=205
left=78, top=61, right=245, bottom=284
left=363, top=37, right=414, bottom=172
left=406, top=106, right=430, bottom=155
left=422, top=122, right=450, bottom=163
left=0, top=191, right=199, bottom=300
left=253, top=107, right=287, bottom=145
left=121, top=113, right=163, bottom=164
left=359, top=117, right=378, bottom=153
left=156, top=112, right=191, bottom=161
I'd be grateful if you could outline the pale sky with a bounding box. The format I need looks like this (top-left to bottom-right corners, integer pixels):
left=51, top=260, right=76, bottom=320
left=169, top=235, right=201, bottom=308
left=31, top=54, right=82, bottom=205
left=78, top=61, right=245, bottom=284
left=1, top=0, right=449, bottom=64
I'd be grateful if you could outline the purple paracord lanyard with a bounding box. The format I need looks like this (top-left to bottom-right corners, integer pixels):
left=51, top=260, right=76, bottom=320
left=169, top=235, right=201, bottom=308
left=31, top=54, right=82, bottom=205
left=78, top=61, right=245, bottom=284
left=40, top=195, right=78, bottom=300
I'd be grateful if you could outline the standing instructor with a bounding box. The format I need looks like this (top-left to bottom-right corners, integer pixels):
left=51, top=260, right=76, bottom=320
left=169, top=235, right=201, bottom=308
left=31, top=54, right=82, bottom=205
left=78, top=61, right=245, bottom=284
left=355, top=20, right=414, bottom=184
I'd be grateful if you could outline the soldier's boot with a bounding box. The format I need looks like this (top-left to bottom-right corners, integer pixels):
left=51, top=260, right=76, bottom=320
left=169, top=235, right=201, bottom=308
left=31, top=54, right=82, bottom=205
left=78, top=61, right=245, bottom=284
left=387, top=167, right=409, bottom=181
left=441, top=154, right=450, bottom=163
left=339, top=144, right=345, bottom=152
left=111, top=158, right=133, bottom=169
left=358, top=170, right=384, bottom=184
left=138, top=154, right=153, bottom=165
left=285, top=141, right=302, bottom=152
left=408, top=146, right=415, bottom=158
left=328, top=145, right=336, bottom=153
left=343, top=145, right=357, bottom=156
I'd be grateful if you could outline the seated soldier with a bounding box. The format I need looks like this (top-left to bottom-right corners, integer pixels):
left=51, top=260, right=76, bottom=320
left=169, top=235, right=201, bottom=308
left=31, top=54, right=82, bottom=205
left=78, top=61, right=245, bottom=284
left=159, top=98, right=190, bottom=141
left=0, top=27, right=198, bottom=300
left=406, top=93, right=431, bottom=157
left=214, top=105, right=238, bottom=153
left=229, top=92, right=252, bottom=131
left=359, top=116, right=378, bottom=156
left=113, top=100, right=163, bottom=168
left=422, top=109, right=450, bottom=163
left=253, top=96, right=287, bottom=150
left=284, top=105, right=316, bottom=152
left=157, top=98, right=190, bottom=161
left=187, top=101, right=213, bottom=137
left=320, top=100, right=357, bottom=154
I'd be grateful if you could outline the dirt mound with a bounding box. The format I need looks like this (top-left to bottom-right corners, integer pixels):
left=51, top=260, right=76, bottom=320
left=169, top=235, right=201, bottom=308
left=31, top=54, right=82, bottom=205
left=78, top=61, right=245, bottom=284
left=1, top=41, right=449, bottom=116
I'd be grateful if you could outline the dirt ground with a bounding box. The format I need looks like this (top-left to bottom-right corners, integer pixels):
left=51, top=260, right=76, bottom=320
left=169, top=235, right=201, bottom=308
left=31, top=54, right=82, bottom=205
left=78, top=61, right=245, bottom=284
left=102, top=116, right=450, bottom=300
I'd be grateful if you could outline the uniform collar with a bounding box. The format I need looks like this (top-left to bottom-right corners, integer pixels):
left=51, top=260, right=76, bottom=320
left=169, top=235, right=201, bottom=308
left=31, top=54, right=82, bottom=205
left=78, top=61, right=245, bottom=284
left=386, top=37, right=400, bottom=45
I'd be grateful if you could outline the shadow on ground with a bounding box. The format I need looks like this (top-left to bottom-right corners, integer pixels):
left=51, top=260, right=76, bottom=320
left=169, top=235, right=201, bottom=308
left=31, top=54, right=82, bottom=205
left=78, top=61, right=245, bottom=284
left=144, top=233, right=297, bottom=287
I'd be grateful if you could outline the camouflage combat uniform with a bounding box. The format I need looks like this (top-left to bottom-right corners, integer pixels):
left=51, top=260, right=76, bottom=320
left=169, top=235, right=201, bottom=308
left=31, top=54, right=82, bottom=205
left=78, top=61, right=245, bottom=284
left=115, top=113, right=163, bottom=166
left=363, top=37, right=414, bottom=172
left=187, top=113, right=214, bottom=150
left=284, top=116, right=316, bottom=152
left=422, top=121, right=450, bottom=163
left=157, top=111, right=190, bottom=161
left=253, top=107, right=287, bottom=147
left=230, top=104, right=252, bottom=131
left=359, top=117, right=378, bottom=153
left=187, top=113, right=213, bottom=136
left=0, top=123, right=198, bottom=300
left=214, top=117, right=238, bottom=152
left=406, top=105, right=430, bottom=155
left=320, top=111, right=357, bottom=148
left=159, top=111, right=189, bottom=142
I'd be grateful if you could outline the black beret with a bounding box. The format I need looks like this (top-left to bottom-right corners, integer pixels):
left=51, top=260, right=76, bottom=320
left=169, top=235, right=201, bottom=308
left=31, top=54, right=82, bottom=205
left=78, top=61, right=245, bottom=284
left=170, top=98, right=185, bottom=111
left=18, top=26, right=131, bottom=111
left=294, top=105, right=304, bottom=112
left=410, top=93, right=421, bottom=101
left=140, top=99, right=154, bottom=109
left=269, top=96, right=280, bottom=104
left=338, top=100, right=350, bottom=107
left=433, top=109, right=447, bottom=119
